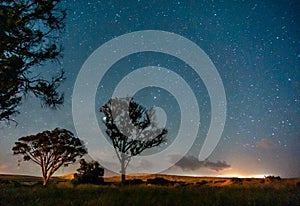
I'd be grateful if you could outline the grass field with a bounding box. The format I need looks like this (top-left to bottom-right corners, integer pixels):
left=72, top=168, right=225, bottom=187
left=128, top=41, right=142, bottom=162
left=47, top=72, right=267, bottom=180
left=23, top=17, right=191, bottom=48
left=0, top=174, right=299, bottom=206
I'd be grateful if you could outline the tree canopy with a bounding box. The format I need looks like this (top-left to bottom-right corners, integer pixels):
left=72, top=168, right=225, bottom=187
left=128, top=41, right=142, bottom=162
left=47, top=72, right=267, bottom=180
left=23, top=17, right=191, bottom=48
left=100, top=97, right=168, bottom=183
left=0, top=0, right=66, bottom=123
left=12, top=128, right=87, bottom=186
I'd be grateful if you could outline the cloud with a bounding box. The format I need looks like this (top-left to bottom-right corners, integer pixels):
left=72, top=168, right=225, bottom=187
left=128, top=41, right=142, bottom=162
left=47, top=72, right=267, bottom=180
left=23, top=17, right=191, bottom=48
left=256, top=138, right=276, bottom=149
left=171, top=155, right=231, bottom=172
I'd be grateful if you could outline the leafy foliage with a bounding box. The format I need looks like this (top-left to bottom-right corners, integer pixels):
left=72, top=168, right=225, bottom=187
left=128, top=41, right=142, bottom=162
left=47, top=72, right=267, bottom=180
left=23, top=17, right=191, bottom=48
left=0, top=0, right=66, bottom=123
left=73, top=159, right=104, bottom=185
left=100, top=97, right=168, bottom=182
left=12, top=128, right=87, bottom=186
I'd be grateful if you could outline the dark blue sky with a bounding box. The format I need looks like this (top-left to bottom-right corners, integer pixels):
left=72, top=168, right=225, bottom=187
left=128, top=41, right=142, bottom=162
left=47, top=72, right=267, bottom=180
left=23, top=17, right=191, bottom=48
left=1, top=0, right=299, bottom=177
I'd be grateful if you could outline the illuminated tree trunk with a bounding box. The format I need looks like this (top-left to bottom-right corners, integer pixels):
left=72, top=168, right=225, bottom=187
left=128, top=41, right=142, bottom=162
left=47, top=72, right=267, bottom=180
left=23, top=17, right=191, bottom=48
left=42, top=172, right=51, bottom=186
left=43, top=178, right=48, bottom=186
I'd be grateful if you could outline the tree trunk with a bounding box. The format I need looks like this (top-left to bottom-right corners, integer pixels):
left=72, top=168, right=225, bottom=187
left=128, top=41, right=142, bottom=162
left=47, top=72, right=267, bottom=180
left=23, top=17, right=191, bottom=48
left=121, top=173, right=125, bottom=183
left=42, top=178, right=48, bottom=186
left=42, top=172, right=51, bottom=186
left=120, top=154, right=126, bottom=184
left=42, top=172, right=48, bottom=186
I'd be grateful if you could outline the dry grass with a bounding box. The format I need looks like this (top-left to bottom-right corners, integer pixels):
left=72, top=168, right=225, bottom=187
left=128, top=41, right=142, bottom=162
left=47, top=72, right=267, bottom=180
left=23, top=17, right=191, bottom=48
left=0, top=174, right=299, bottom=206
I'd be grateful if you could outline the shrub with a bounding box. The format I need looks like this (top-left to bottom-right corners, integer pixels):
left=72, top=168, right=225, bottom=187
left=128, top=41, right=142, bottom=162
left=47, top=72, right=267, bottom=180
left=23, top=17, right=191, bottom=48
left=231, top=177, right=242, bottom=184
left=147, top=177, right=172, bottom=185
left=72, top=159, right=104, bottom=185
left=196, top=180, right=208, bottom=186
left=264, top=176, right=281, bottom=183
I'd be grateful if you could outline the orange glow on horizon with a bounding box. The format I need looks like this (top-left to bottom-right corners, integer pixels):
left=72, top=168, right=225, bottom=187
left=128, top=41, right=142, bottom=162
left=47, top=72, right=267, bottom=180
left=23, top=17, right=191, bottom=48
left=177, top=173, right=267, bottom=178
left=216, top=174, right=266, bottom=178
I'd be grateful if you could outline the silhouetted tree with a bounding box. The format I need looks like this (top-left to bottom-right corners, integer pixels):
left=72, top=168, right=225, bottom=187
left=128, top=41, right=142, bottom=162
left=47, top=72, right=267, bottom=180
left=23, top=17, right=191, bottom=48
left=73, top=159, right=104, bottom=185
left=0, top=0, right=66, bottom=123
left=100, top=97, right=168, bottom=183
left=12, top=128, right=87, bottom=186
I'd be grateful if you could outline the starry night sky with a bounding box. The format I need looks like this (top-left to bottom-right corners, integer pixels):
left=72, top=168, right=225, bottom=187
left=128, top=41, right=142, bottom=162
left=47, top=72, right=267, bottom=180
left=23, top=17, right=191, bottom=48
left=0, top=0, right=299, bottom=177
